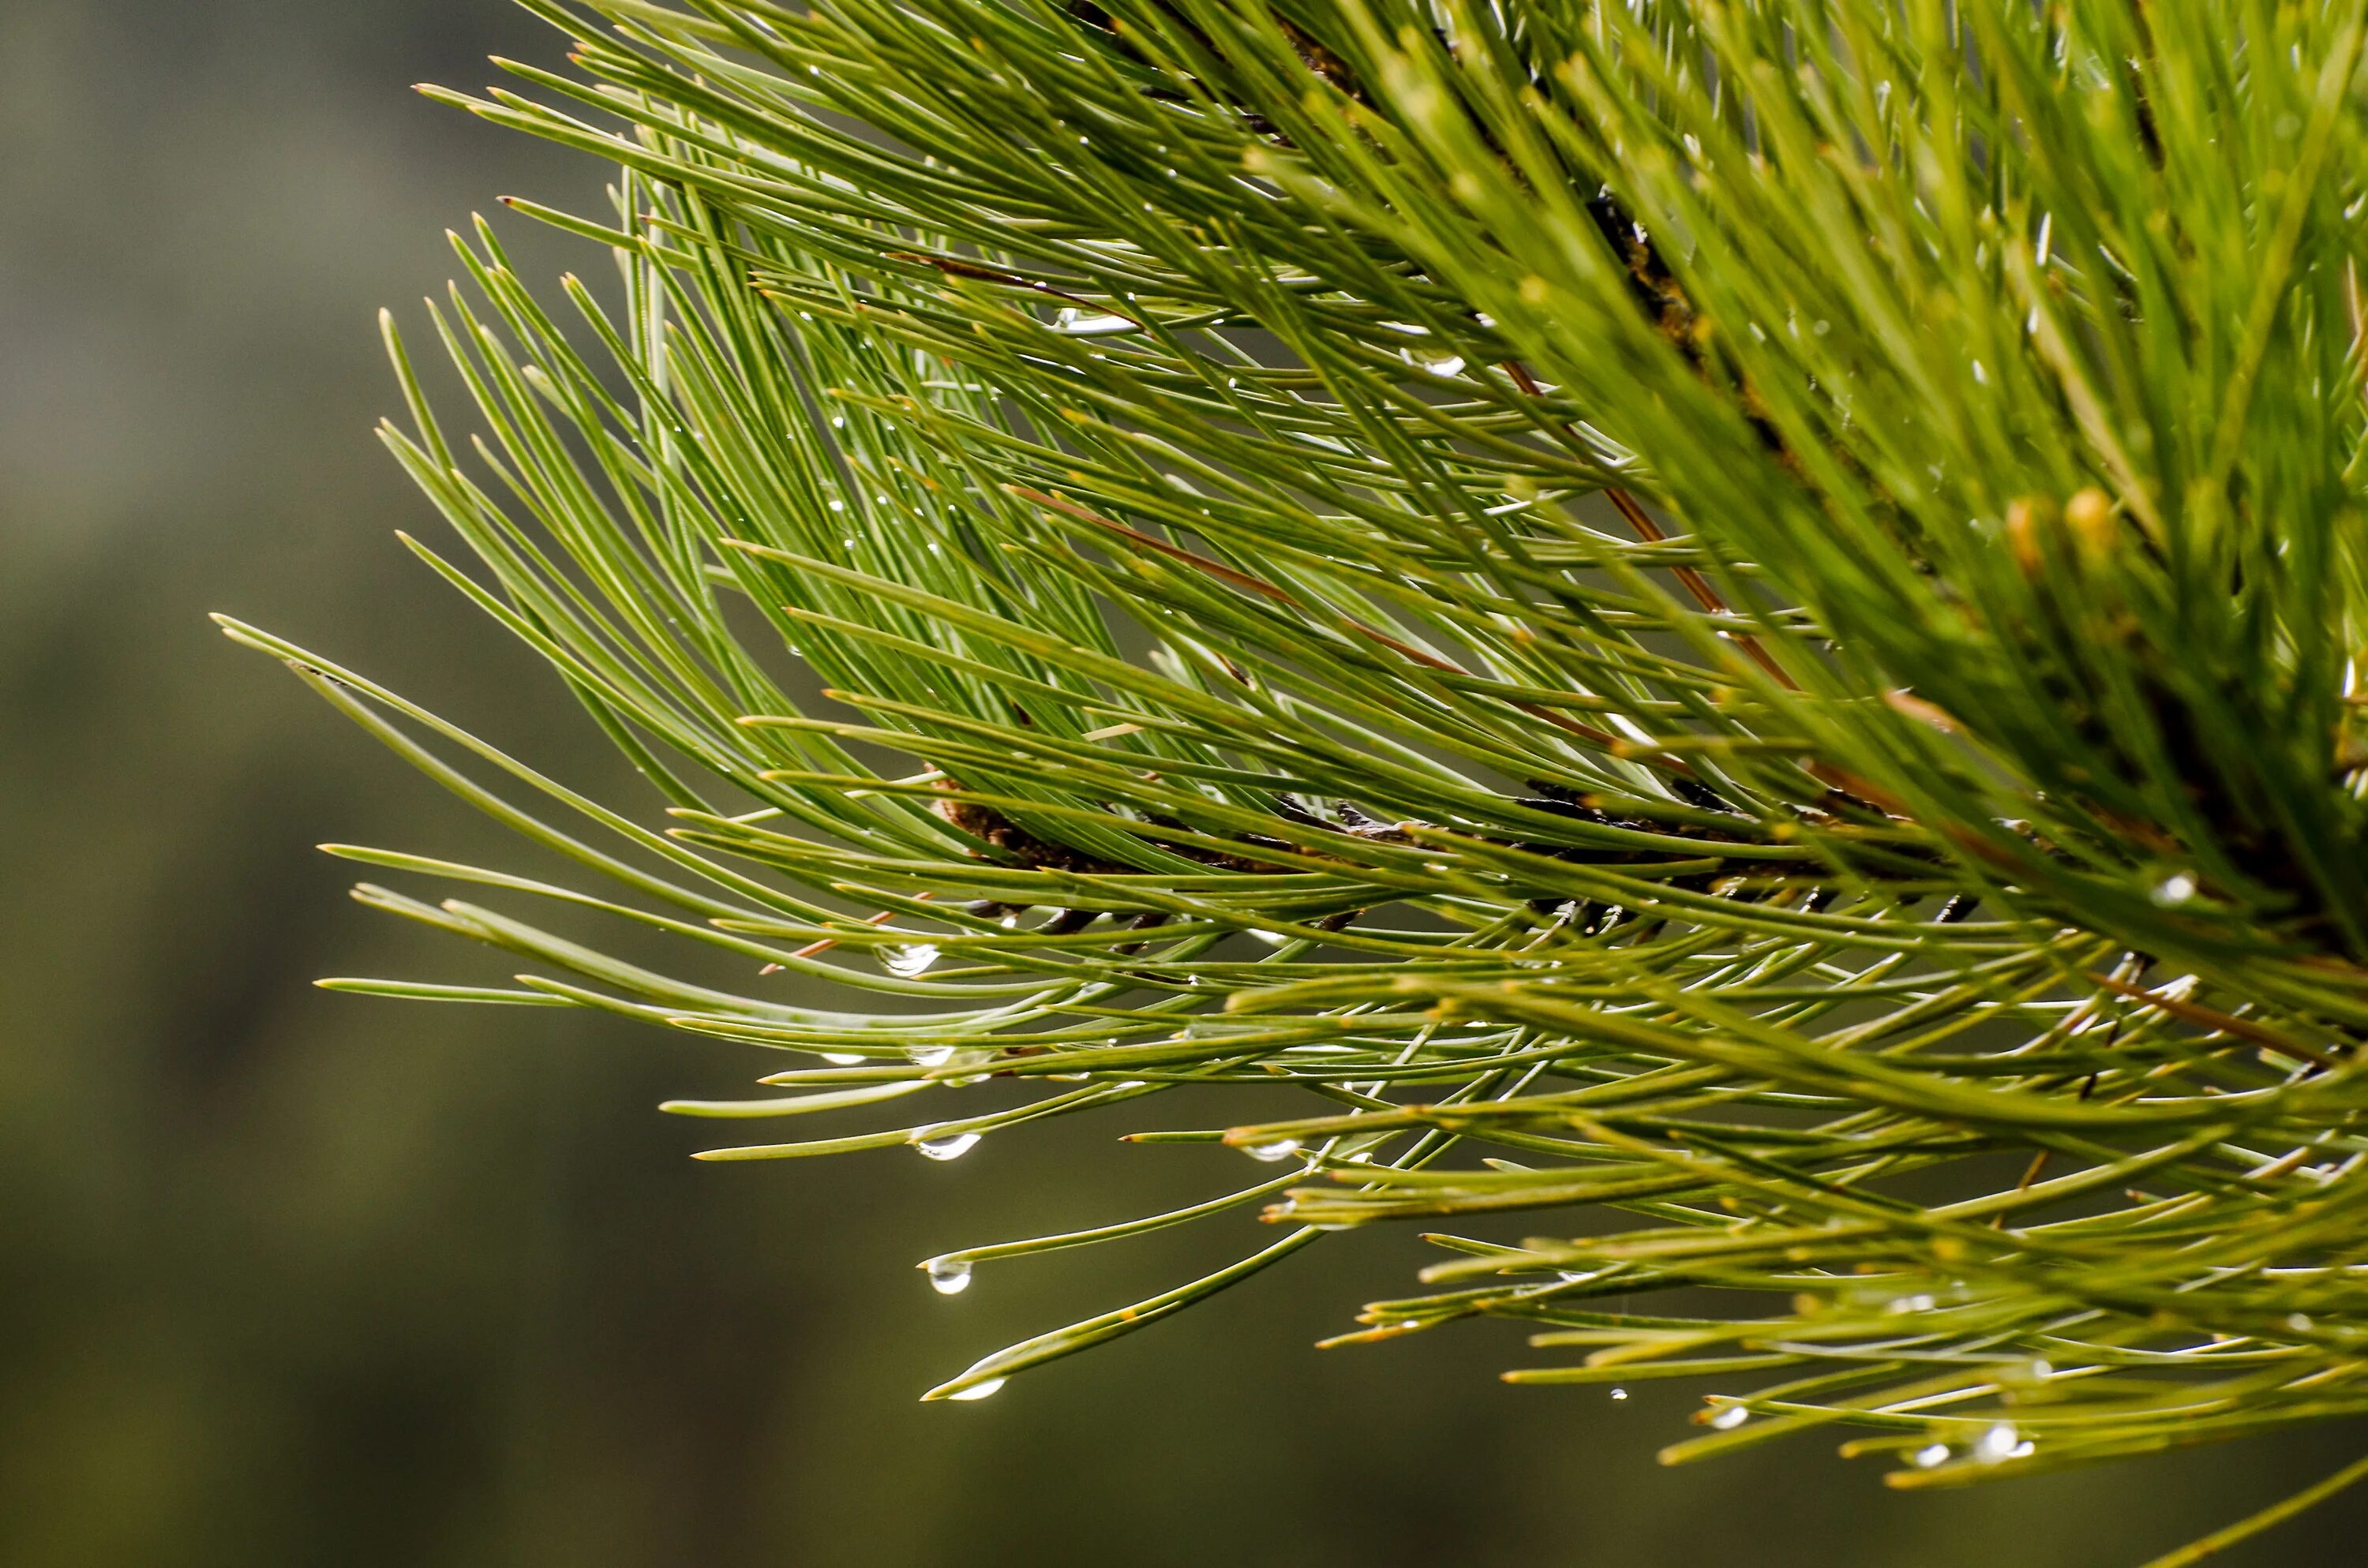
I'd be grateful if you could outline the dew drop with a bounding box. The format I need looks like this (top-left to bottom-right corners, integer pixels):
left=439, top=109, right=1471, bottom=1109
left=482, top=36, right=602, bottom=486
left=909, top=1046, right=956, bottom=1068
left=1710, top=1405, right=1748, bottom=1431
left=917, top=1131, right=980, bottom=1162
left=1913, top=1443, right=1951, bottom=1469
left=2290, top=1312, right=2316, bottom=1333
left=1975, top=1423, right=2022, bottom=1463
left=1400, top=346, right=1466, bottom=377
left=1609, top=1387, right=1629, bottom=1401
left=1053, top=306, right=1133, bottom=334
left=822, top=1052, right=866, bottom=1066
left=947, top=1377, right=1005, bottom=1401
left=1246, top=1139, right=1302, bottom=1162
left=2153, top=872, right=2198, bottom=907
left=926, top=1257, right=973, bottom=1295
left=883, top=943, right=942, bottom=978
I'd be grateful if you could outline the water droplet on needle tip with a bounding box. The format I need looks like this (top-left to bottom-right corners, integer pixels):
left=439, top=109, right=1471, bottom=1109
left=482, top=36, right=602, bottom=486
left=883, top=942, right=941, bottom=977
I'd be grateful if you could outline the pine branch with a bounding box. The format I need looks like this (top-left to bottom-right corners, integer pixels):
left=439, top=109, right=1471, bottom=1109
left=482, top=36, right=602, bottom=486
left=226, top=0, right=2368, bottom=1555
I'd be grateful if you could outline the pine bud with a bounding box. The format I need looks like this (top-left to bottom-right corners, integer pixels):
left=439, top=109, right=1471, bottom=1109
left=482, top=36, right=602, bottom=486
left=2005, top=488, right=2118, bottom=577
left=2003, top=495, right=2055, bottom=576
left=2064, top=486, right=2117, bottom=559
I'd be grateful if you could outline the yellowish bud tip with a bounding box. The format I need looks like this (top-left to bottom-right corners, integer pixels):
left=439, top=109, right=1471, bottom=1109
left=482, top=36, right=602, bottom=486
left=2065, top=486, right=2116, bottom=556
left=2003, top=496, right=2051, bottom=577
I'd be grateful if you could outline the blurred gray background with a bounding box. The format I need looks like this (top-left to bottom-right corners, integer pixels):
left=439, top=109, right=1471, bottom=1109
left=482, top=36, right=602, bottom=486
left=3, top=4, right=2362, bottom=1564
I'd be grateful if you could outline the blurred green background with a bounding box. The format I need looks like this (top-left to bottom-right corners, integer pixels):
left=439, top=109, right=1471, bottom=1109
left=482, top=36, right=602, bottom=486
left=4, top=4, right=2364, bottom=1564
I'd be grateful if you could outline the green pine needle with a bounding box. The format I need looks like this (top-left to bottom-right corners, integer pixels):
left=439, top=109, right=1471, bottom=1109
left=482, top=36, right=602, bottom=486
left=227, top=0, right=2368, bottom=1554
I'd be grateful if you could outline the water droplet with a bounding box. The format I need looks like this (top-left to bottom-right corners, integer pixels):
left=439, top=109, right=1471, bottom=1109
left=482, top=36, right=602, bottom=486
left=1710, top=1405, right=1748, bottom=1430
left=909, top=1046, right=956, bottom=1068
left=2290, top=1312, right=2316, bottom=1333
left=947, top=1377, right=1005, bottom=1401
left=1399, top=346, right=1465, bottom=377
left=1609, top=1387, right=1628, bottom=1401
left=883, top=943, right=941, bottom=978
left=2153, top=872, right=2198, bottom=907
left=1246, top=1139, right=1302, bottom=1162
left=925, top=1258, right=972, bottom=1295
left=1975, top=1423, right=2022, bottom=1463
left=822, top=1052, right=866, bottom=1066
left=1913, top=1443, right=1951, bottom=1469
left=1887, top=1293, right=1937, bottom=1315
left=1250, top=928, right=1288, bottom=946
left=1053, top=306, right=1132, bottom=334
left=916, top=1131, right=980, bottom=1162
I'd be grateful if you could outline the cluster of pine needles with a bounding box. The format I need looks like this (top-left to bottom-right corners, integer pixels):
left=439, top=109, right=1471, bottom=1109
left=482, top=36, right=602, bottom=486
left=221, top=0, right=2368, bottom=1556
